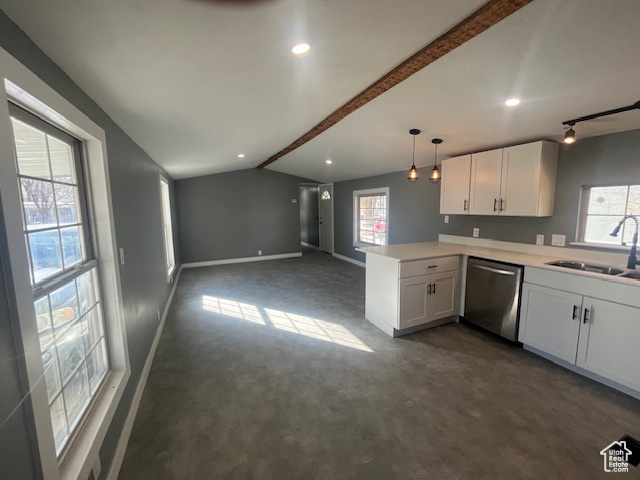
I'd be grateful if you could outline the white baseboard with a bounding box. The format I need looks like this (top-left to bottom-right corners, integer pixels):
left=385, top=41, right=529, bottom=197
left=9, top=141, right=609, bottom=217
left=106, top=266, right=182, bottom=480
left=181, top=252, right=302, bottom=269
left=333, top=252, right=365, bottom=268
left=301, top=242, right=320, bottom=251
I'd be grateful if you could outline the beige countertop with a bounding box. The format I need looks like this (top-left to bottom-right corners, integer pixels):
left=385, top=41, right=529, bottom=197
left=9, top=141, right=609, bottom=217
left=358, top=241, right=640, bottom=288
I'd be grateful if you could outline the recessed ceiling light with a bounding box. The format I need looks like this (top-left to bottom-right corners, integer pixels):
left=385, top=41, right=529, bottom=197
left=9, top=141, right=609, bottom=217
left=237, top=154, right=245, bottom=158
left=505, top=98, right=521, bottom=107
left=291, top=42, right=311, bottom=55
left=325, top=159, right=332, bottom=164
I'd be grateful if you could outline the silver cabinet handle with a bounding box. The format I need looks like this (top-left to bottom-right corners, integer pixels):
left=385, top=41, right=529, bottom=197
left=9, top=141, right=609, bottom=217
left=463, top=199, right=468, bottom=211
left=472, top=264, right=516, bottom=276
left=427, top=283, right=432, bottom=295
left=493, top=198, right=498, bottom=212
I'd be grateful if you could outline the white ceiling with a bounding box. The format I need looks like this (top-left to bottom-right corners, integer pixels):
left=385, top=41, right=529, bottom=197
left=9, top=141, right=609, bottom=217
left=1, top=0, right=639, bottom=183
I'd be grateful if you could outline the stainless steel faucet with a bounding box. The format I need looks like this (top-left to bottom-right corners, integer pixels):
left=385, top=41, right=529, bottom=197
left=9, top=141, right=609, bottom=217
left=610, top=215, right=639, bottom=269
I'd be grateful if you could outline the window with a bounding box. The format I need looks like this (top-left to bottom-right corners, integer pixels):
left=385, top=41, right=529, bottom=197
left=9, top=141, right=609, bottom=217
left=353, top=187, right=389, bottom=246
left=160, top=176, right=175, bottom=278
left=579, top=184, right=640, bottom=245
left=9, top=105, right=110, bottom=457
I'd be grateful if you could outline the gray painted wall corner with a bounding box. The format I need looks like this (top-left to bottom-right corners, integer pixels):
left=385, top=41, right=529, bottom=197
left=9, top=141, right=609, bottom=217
left=176, top=168, right=317, bottom=263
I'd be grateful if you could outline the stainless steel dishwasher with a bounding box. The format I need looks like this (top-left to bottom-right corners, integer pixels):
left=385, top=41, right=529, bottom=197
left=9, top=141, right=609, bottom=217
left=464, top=257, right=523, bottom=341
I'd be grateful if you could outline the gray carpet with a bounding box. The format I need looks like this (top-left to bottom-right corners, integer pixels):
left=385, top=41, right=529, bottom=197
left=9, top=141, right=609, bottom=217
left=118, top=248, right=640, bottom=479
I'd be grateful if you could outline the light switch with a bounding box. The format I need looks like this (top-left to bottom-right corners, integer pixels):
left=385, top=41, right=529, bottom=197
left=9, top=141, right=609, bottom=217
left=536, top=234, right=544, bottom=246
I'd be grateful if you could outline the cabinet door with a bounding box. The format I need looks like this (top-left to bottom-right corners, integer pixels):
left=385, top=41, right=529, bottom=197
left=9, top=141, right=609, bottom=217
left=399, top=275, right=430, bottom=329
left=518, top=284, right=582, bottom=363
left=501, top=143, right=542, bottom=216
left=577, top=297, right=640, bottom=391
left=469, top=149, right=503, bottom=215
left=439, top=155, right=471, bottom=214
left=429, top=271, right=457, bottom=321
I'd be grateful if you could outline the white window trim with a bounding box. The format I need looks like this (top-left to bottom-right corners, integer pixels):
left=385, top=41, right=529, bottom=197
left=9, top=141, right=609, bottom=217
left=353, top=187, right=389, bottom=248
left=0, top=47, right=129, bottom=480
left=575, top=184, right=639, bottom=250
left=159, top=175, right=175, bottom=282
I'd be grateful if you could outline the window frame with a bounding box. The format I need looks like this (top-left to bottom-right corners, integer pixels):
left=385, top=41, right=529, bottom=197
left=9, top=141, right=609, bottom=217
left=0, top=47, right=129, bottom=480
left=159, top=175, right=175, bottom=281
left=10, top=103, right=112, bottom=459
left=353, top=187, right=390, bottom=248
left=576, top=184, right=640, bottom=247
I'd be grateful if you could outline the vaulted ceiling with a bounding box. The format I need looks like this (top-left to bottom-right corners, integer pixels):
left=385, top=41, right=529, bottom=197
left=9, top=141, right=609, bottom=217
left=1, top=0, right=639, bottom=183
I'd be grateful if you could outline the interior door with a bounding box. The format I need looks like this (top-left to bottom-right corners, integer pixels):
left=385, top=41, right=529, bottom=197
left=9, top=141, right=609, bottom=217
left=469, top=149, right=503, bottom=215
left=318, top=184, right=333, bottom=254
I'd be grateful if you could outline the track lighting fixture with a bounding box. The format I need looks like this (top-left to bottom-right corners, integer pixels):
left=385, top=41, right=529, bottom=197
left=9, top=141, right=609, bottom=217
left=429, top=138, right=442, bottom=184
left=562, top=100, right=640, bottom=144
left=407, top=129, right=420, bottom=183
left=563, top=124, right=576, bottom=144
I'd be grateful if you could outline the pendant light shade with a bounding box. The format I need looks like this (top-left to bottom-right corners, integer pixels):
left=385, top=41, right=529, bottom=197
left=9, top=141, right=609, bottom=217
left=407, top=129, right=420, bottom=183
left=429, top=138, right=442, bottom=184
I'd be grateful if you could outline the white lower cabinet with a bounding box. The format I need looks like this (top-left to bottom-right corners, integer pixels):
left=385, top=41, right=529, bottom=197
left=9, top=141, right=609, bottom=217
left=520, top=283, right=640, bottom=392
left=365, top=254, right=459, bottom=336
left=577, top=297, right=640, bottom=392
left=399, top=271, right=457, bottom=330
left=519, top=284, right=581, bottom=363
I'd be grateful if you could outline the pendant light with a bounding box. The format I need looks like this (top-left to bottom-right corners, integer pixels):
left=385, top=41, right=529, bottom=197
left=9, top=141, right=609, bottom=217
left=406, top=129, right=420, bottom=183
left=429, top=138, right=442, bottom=183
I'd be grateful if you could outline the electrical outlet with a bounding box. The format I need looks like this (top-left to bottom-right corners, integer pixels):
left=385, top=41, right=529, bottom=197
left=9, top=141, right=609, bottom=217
left=92, top=456, right=101, bottom=479
left=473, top=228, right=480, bottom=238
left=258, top=250, right=262, bottom=256
left=551, top=234, right=566, bottom=246
left=536, top=234, right=544, bottom=246
left=119, top=248, right=125, bottom=266
left=444, top=215, right=450, bottom=224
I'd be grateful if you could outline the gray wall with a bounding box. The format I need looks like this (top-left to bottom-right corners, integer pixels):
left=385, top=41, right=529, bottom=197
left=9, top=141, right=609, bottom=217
left=440, top=129, right=640, bottom=245
left=177, top=169, right=314, bottom=263
left=300, top=185, right=319, bottom=247
left=0, top=10, right=180, bottom=480
left=334, top=129, right=640, bottom=263
left=334, top=166, right=442, bottom=263
left=0, top=208, right=38, bottom=480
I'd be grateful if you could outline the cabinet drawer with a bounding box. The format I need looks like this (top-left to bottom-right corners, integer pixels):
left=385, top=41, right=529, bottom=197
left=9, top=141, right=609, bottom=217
left=399, top=256, right=459, bottom=278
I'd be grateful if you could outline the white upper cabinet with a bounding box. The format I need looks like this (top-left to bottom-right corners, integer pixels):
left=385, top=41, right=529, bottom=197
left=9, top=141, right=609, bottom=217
left=439, top=154, right=471, bottom=214
left=441, top=140, right=558, bottom=217
left=469, top=149, right=503, bottom=215
left=500, top=142, right=558, bottom=216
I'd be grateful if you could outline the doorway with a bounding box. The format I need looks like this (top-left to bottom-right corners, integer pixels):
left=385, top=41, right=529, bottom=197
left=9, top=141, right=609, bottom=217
left=318, top=184, right=333, bottom=254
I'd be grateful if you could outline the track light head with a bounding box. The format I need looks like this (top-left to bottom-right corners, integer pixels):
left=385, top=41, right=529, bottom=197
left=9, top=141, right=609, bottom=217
left=563, top=124, right=576, bottom=144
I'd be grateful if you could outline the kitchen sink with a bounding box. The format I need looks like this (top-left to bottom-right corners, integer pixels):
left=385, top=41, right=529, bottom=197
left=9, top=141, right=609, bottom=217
left=619, top=271, right=640, bottom=280
left=546, top=260, right=625, bottom=276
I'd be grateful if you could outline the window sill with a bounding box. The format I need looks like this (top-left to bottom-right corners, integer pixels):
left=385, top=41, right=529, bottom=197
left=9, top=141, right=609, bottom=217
left=569, top=242, right=634, bottom=252
left=60, top=367, right=129, bottom=480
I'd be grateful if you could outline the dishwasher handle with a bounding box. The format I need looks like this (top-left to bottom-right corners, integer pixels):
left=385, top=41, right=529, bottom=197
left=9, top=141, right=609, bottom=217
left=472, top=264, right=516, bottom=276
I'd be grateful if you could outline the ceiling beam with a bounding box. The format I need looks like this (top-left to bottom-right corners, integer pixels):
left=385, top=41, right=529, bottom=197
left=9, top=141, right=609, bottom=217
left=257, top=0, right=535, bottom=169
